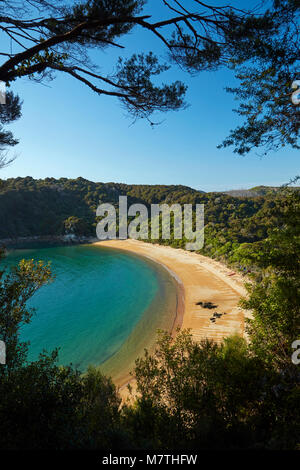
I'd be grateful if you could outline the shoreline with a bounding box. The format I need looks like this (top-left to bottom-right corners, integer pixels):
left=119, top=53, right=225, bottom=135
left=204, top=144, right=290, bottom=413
left=94, top=240, right=248, bottom=394
left=0, top=235, right=93, bottom=249
left=98, top=248, right=183, bottom=387
left=121, top=248, right=186, bottom=336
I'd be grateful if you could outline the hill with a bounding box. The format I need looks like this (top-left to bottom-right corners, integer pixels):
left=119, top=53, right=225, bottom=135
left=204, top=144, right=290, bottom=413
left=221, top=185, right=294, bottom=198
left=0, top=177, right=294, bottom=267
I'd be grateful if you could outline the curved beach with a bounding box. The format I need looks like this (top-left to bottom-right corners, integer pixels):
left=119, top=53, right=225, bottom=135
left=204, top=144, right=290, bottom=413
left=94, top=240, right=248, bottom=392
left=98, top=248, right=182, bottom=386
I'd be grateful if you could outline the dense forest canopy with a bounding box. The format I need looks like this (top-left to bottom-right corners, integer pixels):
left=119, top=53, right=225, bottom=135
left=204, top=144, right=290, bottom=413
left=0, top=183, right=299, bottom=450
left=0, top=176, right=298, bottom=269
left=0, top=0, right=299, bottom=455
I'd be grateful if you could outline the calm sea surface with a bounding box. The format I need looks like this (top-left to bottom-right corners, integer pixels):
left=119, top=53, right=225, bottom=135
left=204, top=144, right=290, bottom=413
left=4, top=244, right=177, bottom=374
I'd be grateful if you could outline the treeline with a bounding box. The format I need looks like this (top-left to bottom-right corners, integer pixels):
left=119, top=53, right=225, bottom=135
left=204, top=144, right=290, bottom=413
left=0, top=180, right=299, bottom=450
left=1, top=176, right=297, bottom=267
left=0, top=185, right=299, bottom=450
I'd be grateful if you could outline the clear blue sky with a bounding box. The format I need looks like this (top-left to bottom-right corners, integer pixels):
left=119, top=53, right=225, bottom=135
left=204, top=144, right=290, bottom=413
left=1, top=1, right=299, bottom=192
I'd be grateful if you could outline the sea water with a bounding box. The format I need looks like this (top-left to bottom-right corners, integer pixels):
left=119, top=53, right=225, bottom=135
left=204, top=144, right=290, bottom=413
left=3, top=244, right=177, bottom=376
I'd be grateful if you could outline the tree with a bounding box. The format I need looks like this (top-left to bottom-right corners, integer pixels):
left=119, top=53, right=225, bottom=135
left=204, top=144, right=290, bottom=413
left=0, top=0, right=295, bottom=126
left=63, top=215, right=90, bottom=236
left=124, top=330, right=271, bottom=449
left=219, top=1, right=300, bottom=154
left=0, top=252, right=123, bottom=450
left=124, top=325, right=300, bottom=449
left=0, top=354, right=123, bottom=449
left=232, top=187, right=300, bottom=448
left=0, top=90, right=22, bottom=168
left=0, top=256, right=52, bottom=370
left=237, top=186, right=300, bottom=370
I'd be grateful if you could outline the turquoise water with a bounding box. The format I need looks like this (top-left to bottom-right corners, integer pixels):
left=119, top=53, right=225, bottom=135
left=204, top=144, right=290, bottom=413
left=3, top=245, right=175, bottom=372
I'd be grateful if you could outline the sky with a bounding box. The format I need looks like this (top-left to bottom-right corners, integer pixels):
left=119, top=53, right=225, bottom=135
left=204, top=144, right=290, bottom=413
left=1, top=1, right=299, bottom=192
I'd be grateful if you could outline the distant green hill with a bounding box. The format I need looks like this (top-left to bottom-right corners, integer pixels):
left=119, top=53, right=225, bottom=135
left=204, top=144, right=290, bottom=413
left=0, top=177, right=206, bottom=239
left=0, top=177, right=295, bottom=266
left=221, top=185, right=299, bottom=198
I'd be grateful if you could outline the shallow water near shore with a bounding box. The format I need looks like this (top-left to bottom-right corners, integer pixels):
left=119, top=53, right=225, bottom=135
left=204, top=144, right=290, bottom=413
left=4, top=244, right=178, bottom=376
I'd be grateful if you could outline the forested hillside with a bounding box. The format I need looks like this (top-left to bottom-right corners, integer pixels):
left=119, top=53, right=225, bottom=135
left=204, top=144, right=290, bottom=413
left=1, top=179, right=299, bottom=450
left=0, top=176, right=201, bottom=238
left=1, top=176, right=297, bottom=267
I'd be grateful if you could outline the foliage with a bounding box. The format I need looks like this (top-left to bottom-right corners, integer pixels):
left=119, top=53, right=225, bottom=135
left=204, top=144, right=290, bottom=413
left=0, top=254, right=123, bottom=450
left=0, top=176, right=298, bottom=275
left=0, top=1, right=299, bottom=452
left=127, top=331, right=263, bottom=449
left=123, top=330, right=300, bottom=449
left=0, top=0, right=299, bottom=138
left=0, top=176, right=288, bottom=253
left=0, top=257, right=52, bottom=369
left=0, top=355, right=123, bottom=449
left=122, top=187, right=300, bottom=450
left=219, top=1, right=300, bottom=154
left=0, top=182, right=299, bottom=450
left=0, top=91, right=22, bottom=168
left=238, top=188, right=300, bottom=370
left=63, top=215, right=89, bottom=236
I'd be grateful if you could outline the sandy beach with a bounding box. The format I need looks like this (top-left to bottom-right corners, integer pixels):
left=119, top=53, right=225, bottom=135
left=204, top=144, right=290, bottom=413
left=94, top=239, right=248, bottom=395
